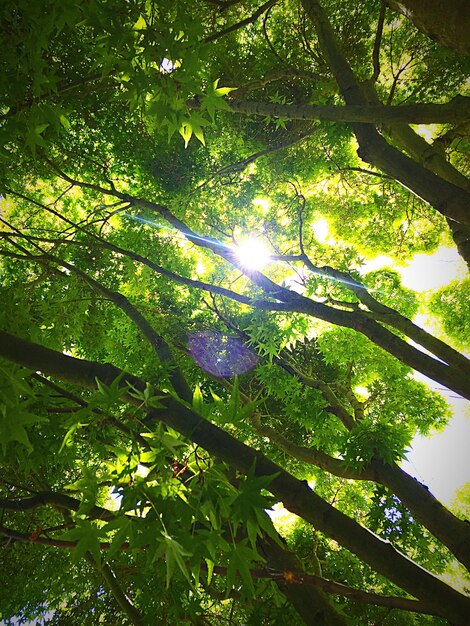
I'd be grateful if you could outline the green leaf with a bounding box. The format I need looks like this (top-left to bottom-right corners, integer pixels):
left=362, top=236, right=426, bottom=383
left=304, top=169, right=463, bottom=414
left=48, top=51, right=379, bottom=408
left=133, top=15, right=147, bottom=30
left=155, top=532, right=192, bottom=588
left=0, top=404, right=47, bottom=456
left=192, top=384, right=204, bottom=414
left=179, top=121, right=193, bottom=148
left=94, top=373, right=127, bottom=406
left=59, top=420, right=89, bottom=453
left=212, top=78, right=237, bottom=97
left=102, top=516, right=132, bottom=557
left=59, top=521, right=102, bottom=565
left=226, top=543, right=261, bottom=596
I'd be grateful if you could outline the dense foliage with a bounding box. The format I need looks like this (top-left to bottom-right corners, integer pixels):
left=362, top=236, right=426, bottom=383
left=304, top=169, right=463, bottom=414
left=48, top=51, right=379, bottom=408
left=0, top=0, right=469, bottom=624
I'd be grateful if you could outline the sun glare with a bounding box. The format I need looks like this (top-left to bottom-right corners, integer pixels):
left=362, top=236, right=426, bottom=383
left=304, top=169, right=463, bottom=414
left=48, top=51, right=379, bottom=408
left=235, top=238, right=271, bottom=270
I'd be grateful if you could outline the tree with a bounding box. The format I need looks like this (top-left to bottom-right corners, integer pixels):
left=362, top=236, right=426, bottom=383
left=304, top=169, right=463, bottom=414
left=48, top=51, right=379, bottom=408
left=384, top=0, right=470, bottom=56
left=0, top=1, right=469, bottom=624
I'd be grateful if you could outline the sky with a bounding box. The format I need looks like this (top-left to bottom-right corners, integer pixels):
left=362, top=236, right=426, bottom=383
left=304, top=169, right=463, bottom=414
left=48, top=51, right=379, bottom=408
left=382, top=246, right=469, bottom=507
left=310, top=218, right=469, bottom=507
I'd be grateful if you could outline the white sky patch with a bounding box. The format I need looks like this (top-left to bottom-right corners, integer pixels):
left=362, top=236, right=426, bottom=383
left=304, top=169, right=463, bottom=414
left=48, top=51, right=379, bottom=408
left=252, top=196, right=270, bottom=214
left=401, top=388, right=470, bottom=507
left=394, top=246, right=469, bottom=506
left=160, top=57, right=177, bottom=73
left=398, top=246, right=466, bottom=292
left=356, top=245, right=469, bottom=506
left=412, top=124, right=440, bottom=143
left=359, top=254, right=395, bottom=274
left=235, top=237, right=271, bottom=270
left=196, top=259, right=207, bottom=275
left=283, top=267, right=307, bottom=295
left=353, top=385, right=369, bottom=399
left=311, top=218, right=330, bottom=243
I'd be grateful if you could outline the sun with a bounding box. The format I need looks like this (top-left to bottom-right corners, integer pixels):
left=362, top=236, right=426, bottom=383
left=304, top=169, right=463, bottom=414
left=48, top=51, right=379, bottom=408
left=235, top=237, right=271, bottom=270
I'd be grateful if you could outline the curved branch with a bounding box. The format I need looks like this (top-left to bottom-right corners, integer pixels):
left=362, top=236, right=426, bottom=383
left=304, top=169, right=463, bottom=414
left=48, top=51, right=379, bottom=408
left=99, top=561, right=144, bottom=626
left=299, top=253, right=470, bottom=375
left=204, top=0, right=278, bottom=43
left=371, top=1, right=386, bottom=81
left=250, top=413, right=369, bottom=479
left=0, top=523, right=438, bottom=619
left=31, top=373, right=150, bottom=449
left=0, top=235, right=192, bottom=401
left=0, top=492, right=116, bottom=521
left=299, top=0, right=470, bottom=227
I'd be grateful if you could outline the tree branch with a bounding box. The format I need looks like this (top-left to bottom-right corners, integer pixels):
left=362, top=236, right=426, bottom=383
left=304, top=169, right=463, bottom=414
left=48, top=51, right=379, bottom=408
left=299, top=0, right=470, bottom=227
left=204, top=0, right=278, bottom=43
left=187, top=95, right=470, bottom=124
left=2, top=181, right=470, bottom=400
left=204, top=563, right=446, bottom=617
left=0, top=492, right=117, bottom=521
left=0, top=522, right=438, bottom=619
left=31, top=373, right=151, bottom=449
left=371, top=1, right=386, bottom=81
left=99, top=561, right=144, bottom=626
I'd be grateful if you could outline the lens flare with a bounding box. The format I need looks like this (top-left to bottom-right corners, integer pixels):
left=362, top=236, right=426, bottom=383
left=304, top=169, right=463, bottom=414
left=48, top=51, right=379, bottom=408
left=188, top=331, right=258, bottom=378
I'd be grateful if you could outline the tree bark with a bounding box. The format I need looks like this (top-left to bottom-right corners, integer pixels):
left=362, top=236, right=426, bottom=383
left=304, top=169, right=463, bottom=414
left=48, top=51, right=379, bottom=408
left=1, top=329, right=469, bottom=624
left=259, top=534, right=351, bottom=626
left=385, top=0, right=470, bottom=55
left=222, top=95, right=470, bottom=124
left=253, top=407, right=470, bottom=571
left=372, top=459, right=470, bottom=571
left=96, top=195, right=470, bottom=398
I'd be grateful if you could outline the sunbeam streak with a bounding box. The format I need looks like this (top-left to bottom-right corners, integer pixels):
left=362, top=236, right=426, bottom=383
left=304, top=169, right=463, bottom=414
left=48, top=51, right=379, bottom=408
left=122, top=213, right=412, bottom=303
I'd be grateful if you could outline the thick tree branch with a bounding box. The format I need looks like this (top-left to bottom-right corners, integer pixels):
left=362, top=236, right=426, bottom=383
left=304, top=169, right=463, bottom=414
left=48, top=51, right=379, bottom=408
left=0, top=238, right=286, bottom=312
left=0, top=229, right=192, bottom=401
left=220, top=362, right=470, bottom=566
left=187, top=94, right=470, bottom=124
left=0, top=522, right=439, bottom=619
left=99, top=561, right=144, bottom=626
left=299, top=254, right=470, bottom=375
left=0, top=329, right=469, bottom=624
left=358, top=84, right=470, bottom=268
left=31, top=373, right=151, bottom=449
left=250, top=413, right=367, bottom=478
left=0, top=491, right=146, bottom=527
left=371, top=1, right=386, bottom=81
left=0, top=492, right=116, bottom=521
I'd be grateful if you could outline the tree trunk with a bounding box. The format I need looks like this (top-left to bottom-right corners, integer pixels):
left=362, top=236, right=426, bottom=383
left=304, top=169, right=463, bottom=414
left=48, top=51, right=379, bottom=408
left=300, top=0, right=470, bottom=227
left=255, top=407, right=470, bottom=570
left=372, top=460, right=470, bottom=571
left=361, top=83, right=470, bottom=268
left=385, top=0, right=470, bottom=55
left=447, top=218, right=470, bottom=268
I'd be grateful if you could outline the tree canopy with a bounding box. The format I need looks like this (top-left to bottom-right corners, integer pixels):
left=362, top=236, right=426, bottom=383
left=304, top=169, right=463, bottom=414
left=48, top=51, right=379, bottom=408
left=0, top=0, right=469, bottom=624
